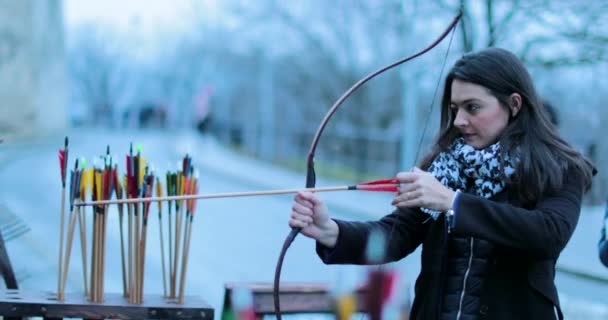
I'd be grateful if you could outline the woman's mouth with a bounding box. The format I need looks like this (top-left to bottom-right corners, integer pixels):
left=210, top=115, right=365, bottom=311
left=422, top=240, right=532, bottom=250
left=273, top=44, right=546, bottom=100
left=462, top=133, right=476, bottom=139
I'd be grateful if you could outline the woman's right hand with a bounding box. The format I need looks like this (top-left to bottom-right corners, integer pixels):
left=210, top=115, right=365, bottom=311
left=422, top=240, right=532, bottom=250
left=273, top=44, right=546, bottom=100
left=289, top=191, right=339, bottom=248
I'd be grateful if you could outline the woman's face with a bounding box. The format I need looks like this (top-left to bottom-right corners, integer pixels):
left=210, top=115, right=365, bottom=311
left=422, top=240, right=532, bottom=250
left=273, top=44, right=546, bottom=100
left=450, top=79, right=511, bottom=149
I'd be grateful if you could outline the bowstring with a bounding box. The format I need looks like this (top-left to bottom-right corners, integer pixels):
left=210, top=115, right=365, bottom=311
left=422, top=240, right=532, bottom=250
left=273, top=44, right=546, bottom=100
left=376, top=20, right=459, bottom=318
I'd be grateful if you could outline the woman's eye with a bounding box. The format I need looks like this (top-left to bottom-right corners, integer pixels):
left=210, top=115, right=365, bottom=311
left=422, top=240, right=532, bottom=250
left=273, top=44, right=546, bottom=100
left=467, top=104, right=480, bottom=112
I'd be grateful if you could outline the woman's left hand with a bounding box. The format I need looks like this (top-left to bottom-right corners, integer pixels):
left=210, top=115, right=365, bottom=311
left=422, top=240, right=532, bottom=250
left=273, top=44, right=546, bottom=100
left=392, top=167, right=456, bottom=212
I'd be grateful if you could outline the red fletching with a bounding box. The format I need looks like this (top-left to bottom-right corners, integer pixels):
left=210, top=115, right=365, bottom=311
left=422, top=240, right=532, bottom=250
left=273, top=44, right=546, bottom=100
left=59, top=150, right=66, bottom=183
left=363, top=268, right=398, bottom=320
left=102, top=170, right=110, bottom=200
left=184, top=177, right=191, bottom=195
left=359, top=178, right=399, bottom=185
left=60, top=137, right=69, bottom=185
left=125, top=155, right=131, bottom=176
left=381, top=270, right=397, bottom=304
left=356, top=178, right=399, bottom=192
left=183, top=177, right=191, bottom=212
left=238, top=308, right=256, bottom=320
left=125, top=155, right=130, bottom=176
left=182, top=156, right=188, bottom=176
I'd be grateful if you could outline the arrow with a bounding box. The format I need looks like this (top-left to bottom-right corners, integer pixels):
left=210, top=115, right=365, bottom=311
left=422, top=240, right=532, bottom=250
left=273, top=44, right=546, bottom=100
left=156, top=176, right=168, bottom=298
left=77, top=158, right=89, bottom=297
left=60, top=157, right=80, bottom=301
left=57, top=136, right=68, bottom=300
left=178, top=171, right=197, bottom=304
left=114, top=164, right=127, bottom=297
left=77, top=178, right=400, bottom=207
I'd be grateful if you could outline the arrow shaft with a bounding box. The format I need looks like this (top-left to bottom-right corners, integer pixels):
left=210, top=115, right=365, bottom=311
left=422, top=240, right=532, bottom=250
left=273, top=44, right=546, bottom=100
left=78, top=184, right=399, bottom=206
left=57, top=187, right=66, bottom=300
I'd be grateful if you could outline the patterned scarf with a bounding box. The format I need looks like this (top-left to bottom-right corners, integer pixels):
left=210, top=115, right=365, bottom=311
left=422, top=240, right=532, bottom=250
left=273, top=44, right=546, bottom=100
left=422, top=137, right=518, bottom=219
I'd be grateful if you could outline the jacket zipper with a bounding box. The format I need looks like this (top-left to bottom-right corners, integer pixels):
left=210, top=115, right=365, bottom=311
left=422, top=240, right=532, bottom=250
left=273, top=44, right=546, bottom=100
left=437, top=216, right=450, bottom=317
left=456, top=237, right=474, bottom=320
left=446, top=209, right=455, bottom=233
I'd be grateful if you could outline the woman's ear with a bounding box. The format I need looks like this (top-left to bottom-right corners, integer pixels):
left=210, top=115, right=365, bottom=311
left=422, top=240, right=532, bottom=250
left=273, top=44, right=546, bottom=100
left=509, top=93, right=522, bottom=117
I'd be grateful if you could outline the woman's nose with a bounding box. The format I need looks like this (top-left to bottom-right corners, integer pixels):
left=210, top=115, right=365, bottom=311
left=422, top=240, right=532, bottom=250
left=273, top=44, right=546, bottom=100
left=453, top=110, right=468, bottom=128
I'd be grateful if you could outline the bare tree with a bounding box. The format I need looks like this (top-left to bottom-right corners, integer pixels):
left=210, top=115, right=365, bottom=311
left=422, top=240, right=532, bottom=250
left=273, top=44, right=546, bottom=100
left=65, top=0, right=607, bottom=192
left=67, top=24, right=124, bottom=126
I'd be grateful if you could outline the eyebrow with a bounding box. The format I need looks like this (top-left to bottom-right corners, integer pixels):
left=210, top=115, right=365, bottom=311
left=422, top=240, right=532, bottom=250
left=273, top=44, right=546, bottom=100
left=450, top=98, right=482, bottom=106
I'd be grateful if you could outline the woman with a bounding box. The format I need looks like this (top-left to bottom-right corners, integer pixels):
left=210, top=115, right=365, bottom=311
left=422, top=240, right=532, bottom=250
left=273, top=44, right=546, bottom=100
left=289, top=48, right=594, bottom=320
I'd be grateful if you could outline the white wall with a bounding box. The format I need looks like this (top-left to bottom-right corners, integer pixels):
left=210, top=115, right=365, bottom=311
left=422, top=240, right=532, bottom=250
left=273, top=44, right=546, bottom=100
left=0, top=0, right=66, bottom=139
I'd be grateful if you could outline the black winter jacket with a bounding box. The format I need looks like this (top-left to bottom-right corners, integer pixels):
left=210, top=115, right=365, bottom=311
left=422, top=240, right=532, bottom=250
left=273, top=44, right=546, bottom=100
left=441, top=236, right=493, bottom=320
left=317, top=172, right=583, bottom=320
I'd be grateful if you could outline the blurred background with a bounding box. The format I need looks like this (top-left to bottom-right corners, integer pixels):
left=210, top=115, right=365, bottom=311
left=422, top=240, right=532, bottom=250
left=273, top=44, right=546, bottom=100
left=1, top=0, right=607, bottom=319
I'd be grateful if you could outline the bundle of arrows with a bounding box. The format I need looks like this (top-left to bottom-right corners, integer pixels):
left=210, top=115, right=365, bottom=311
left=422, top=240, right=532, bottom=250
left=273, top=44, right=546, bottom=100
left=58, top=138, right=402, bottom=305
left=56, top=140, right=199, bottom=305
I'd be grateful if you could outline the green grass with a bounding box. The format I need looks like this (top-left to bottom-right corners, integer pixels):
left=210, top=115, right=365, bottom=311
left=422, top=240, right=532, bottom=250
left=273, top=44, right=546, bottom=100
left=274, top=157, right=380, bottom=183
left=228, top=143, right=381, bottom=183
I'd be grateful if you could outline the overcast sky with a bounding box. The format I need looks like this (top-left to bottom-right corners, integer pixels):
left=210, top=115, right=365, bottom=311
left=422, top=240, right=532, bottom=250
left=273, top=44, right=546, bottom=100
left=63, top=0, right=221, bottom=33
left=62, top=0, right=226, bottom=61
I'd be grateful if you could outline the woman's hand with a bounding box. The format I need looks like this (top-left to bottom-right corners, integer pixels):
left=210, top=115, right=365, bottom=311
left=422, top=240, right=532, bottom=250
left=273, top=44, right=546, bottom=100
left=289, top=191, right=339, bottom=248
left=392, top=167, right=456, bottom=212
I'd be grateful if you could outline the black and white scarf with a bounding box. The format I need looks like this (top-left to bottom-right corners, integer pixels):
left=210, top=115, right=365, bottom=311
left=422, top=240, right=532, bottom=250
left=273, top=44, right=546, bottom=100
left=422, top=137, right=518, bottom=219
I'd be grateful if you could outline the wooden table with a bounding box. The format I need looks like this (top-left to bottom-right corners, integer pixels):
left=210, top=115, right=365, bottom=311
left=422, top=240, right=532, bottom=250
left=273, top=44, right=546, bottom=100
left=222, top=282, right=368, bottom=316
left=0, top=290, right=213, bottom=319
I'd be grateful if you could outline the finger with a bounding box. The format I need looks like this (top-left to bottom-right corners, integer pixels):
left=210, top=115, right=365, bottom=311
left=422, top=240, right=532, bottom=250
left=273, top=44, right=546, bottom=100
left=289, top=218, right=310, bottom=229
left=411, top=167, right=424, bottom=173
left=292, top=202, right=313, bottom=216
left=393, top=191, right=424, bottom=208
left=397, top=182, right=418, bottom=194
left=295, top=193, right=314, bottom=208
left=396, top=172, right=418, bottom=183
left=291, top=211, right=313, bottom=224
left=391, top=193, right=409, bottom=206
left=295, top=191, right=310, bottom=199
left=299, top=191, right=324, bottom=207
left=391, top=190, right=422, bottom=206
left=297, top=191, right=318, bottom=203
left=394, top=198, right=424, bottom=209
left=308, top=194, right=325, bottom=207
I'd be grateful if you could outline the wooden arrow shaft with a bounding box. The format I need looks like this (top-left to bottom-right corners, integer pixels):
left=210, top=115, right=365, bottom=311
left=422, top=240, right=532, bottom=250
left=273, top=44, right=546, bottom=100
left=78, top=184, right=399, bottom=206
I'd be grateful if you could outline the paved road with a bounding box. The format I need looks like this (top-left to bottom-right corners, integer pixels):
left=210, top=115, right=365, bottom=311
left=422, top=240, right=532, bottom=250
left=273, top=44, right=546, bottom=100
left=1, top=128, right=607, bottom=319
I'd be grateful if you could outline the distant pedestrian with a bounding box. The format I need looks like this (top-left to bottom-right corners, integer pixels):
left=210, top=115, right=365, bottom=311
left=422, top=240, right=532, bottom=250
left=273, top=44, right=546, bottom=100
left=598, top=200, right=608, bottom=267
left=195, top=85, right=215, bottom=134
